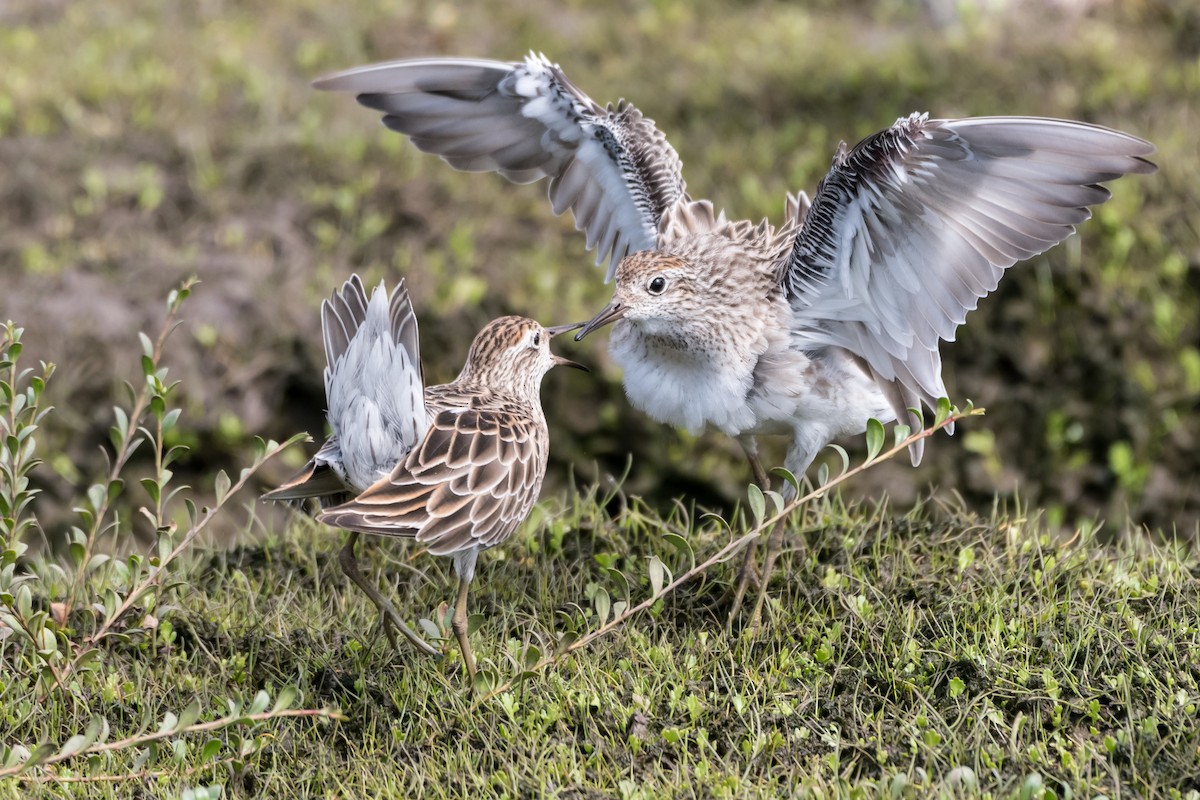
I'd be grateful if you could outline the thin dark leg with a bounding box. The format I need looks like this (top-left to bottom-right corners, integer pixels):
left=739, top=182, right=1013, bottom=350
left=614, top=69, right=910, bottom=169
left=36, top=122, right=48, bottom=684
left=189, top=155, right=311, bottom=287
left=338, top=532, right=439, bottom=657
left=747, top=517, right=787, bottom=634
left=450, top=573, right=477, bottom=684
left=726, top=439, right=769, bottom=631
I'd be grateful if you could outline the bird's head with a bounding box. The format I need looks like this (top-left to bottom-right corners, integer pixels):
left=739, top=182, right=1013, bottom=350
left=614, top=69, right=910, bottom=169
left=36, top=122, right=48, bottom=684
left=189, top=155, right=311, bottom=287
left=575, top=251, right=706, bottom=341
left=461, top=316, right=586, bottom=394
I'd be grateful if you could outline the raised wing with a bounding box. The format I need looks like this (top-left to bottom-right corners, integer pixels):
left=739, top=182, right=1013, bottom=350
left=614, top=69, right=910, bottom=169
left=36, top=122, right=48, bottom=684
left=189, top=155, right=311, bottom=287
left=314, top=53, right=688, bottom=279
left=323, top=275, right=428, bottom=490
left=317, top=405, right=547, bottom=556
left=783, top=114, right=1155, bottom=461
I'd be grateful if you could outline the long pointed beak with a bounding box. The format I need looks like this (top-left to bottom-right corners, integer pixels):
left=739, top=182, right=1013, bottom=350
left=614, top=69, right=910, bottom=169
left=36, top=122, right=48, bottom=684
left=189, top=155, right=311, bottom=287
left=575, top=302, right=625, bottom=341
left=551, top=354, right=589, bottom=372
left=545, top=321, right=586, bottom=337
left=544, top=321, right=589, bottom=371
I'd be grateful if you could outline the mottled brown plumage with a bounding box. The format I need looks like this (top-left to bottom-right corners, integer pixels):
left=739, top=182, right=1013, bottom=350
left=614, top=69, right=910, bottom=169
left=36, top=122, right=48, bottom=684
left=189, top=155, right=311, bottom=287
left=265, top=275, right=582, bottom=679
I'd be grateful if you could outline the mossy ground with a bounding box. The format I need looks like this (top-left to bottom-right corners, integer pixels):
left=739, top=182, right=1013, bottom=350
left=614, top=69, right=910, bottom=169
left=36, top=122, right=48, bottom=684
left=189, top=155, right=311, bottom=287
left=6, top=486, right=1199, bottom=797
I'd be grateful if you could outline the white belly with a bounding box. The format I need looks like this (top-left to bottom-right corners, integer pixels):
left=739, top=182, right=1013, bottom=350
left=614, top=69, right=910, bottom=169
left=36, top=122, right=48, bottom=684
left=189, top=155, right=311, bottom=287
left=609, top=322, right=894, bottom=452
left=609, top=325, right=759, bottom=436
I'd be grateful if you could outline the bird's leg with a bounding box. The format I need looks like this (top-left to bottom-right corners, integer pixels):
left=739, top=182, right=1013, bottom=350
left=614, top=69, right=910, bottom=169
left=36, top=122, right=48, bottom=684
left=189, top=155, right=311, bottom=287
left=744, top=443, right=771, bottom=490
left=338, top=532, right=440, bottom=658
left=747, top=516, right=787, bottom=634
left=725, top=438, right=769, bottom=631
left=450, top=573, right=477, bottom=684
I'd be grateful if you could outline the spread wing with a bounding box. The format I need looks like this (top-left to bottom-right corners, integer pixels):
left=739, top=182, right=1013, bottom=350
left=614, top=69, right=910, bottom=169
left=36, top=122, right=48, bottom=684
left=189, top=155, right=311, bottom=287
left=314, top=53, right=688, bottom=279
left=323, top=275, right=428, bottom=490
left=783, top=114, right=1155, bottom=461
left=317, top=406, right=547, bottom=556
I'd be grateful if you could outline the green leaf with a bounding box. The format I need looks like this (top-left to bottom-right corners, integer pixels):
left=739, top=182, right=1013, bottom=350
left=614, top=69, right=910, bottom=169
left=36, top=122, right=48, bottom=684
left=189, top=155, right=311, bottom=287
left=417, top=618, right=440, bottom=639
left=770, top=467, right=798, bottom=492
left=472, top=668, right=497, bottom=695
left=164, top=444, right=189, bottom=467
left=200, top=738, right=222, bottom=762
left=131, top=743, right=154, bottom=771
left=16, top=584, right=32, bottom=618
left=213, top=470, right=231, bottom=505
left=25, top=742, right=57, bottom=768
left=157, top=711, right=179, bottom=735
left=523, top=645, right=541, bottom=670
left=935, top=397, right=953, bottom=426
left=648, top=555, right=668, bottom=596
left=140, top=478, right=161, bottom=506
left=248, top=690, right=270, bottom=715
left=830, top=445, right=851, bottom=476
left=865, top=418, right=885, bottom=461
left=113, top=406, right=129, bottom=445
left=893, top=423, right=912, bottom=448
left=907, top=404, right=925, bottom=429
left=746, top=483, right=765, bottom=527
left=55, top=734, right=89, bottom=759
left=662, top=532, right=694, bottom=570
left=593, top=586, right=610, bottom=626
left=605, top=568, right=630, bottom=602
left=176, top=698, right=202, bottom=730
left=271, top=687, right=297, bottom=714
left=138, top=331, right=154, bottom=359
left=87, top=483, right=106, bottom=513
left=85, top=715, right=109, bottom=745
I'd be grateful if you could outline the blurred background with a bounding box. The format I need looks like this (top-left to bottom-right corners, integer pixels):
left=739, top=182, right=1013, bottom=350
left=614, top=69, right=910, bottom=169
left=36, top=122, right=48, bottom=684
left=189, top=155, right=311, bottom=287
left=1, top=0, right=1196, bottom=543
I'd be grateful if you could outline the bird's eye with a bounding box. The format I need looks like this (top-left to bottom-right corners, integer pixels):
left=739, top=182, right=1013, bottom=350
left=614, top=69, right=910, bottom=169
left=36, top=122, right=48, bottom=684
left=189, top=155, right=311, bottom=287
left=648, top=276, right=667, bottom=295
left=531, top=331, right=541, bottom=347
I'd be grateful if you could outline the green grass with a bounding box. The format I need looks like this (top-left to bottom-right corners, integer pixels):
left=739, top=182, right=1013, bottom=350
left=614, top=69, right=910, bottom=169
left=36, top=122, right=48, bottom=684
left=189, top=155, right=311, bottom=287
left=1, top=0, right=1196, bottom=533
left=6, top=483, right=1199, bottom=797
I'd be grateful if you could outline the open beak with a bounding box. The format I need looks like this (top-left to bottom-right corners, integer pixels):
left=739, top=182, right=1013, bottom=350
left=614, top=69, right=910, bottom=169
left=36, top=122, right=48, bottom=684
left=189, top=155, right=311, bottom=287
left=574, top=301, right=626, bottom=341
left=545, top=321, right=590, bottom=372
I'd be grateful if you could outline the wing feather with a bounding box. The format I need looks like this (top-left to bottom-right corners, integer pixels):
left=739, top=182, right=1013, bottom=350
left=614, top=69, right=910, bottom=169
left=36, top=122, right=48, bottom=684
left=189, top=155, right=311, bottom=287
left=784, top=114, right=1155, bottom=461
left=317, top=406, right=548, bottom=556
left=315, top=53, right=688, bottom=279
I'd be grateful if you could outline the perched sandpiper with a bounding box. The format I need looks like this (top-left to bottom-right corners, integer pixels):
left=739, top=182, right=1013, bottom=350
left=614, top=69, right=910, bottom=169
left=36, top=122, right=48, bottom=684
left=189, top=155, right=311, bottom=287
left=314, top=53, right=1155, bottom=627
left=265, top=274, right=584, bottom=678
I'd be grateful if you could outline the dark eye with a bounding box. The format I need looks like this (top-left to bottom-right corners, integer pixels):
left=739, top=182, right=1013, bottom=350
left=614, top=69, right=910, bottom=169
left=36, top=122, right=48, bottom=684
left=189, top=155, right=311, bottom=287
left=648, top=276, right=667, bottom=295
left=532, top=331, right=541, bottom=347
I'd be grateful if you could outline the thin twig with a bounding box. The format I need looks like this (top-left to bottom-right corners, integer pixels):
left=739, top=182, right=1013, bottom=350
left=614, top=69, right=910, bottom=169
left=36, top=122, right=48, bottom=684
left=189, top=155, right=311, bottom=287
left=1, top=707, right=344, bottom=780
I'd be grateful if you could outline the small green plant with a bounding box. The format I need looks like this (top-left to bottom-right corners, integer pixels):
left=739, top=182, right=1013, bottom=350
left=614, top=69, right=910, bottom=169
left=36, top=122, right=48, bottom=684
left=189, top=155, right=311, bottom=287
left=0, top=320, right=57, bottom=688
left=0, top=280, right=338, bottom=787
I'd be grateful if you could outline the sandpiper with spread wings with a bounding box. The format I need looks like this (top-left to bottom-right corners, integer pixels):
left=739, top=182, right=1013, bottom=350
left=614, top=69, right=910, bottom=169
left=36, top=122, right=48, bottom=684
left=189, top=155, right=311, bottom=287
left=264, top=274, right=584, bottom=678
left=314, top=53, right=1156, bottom=627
